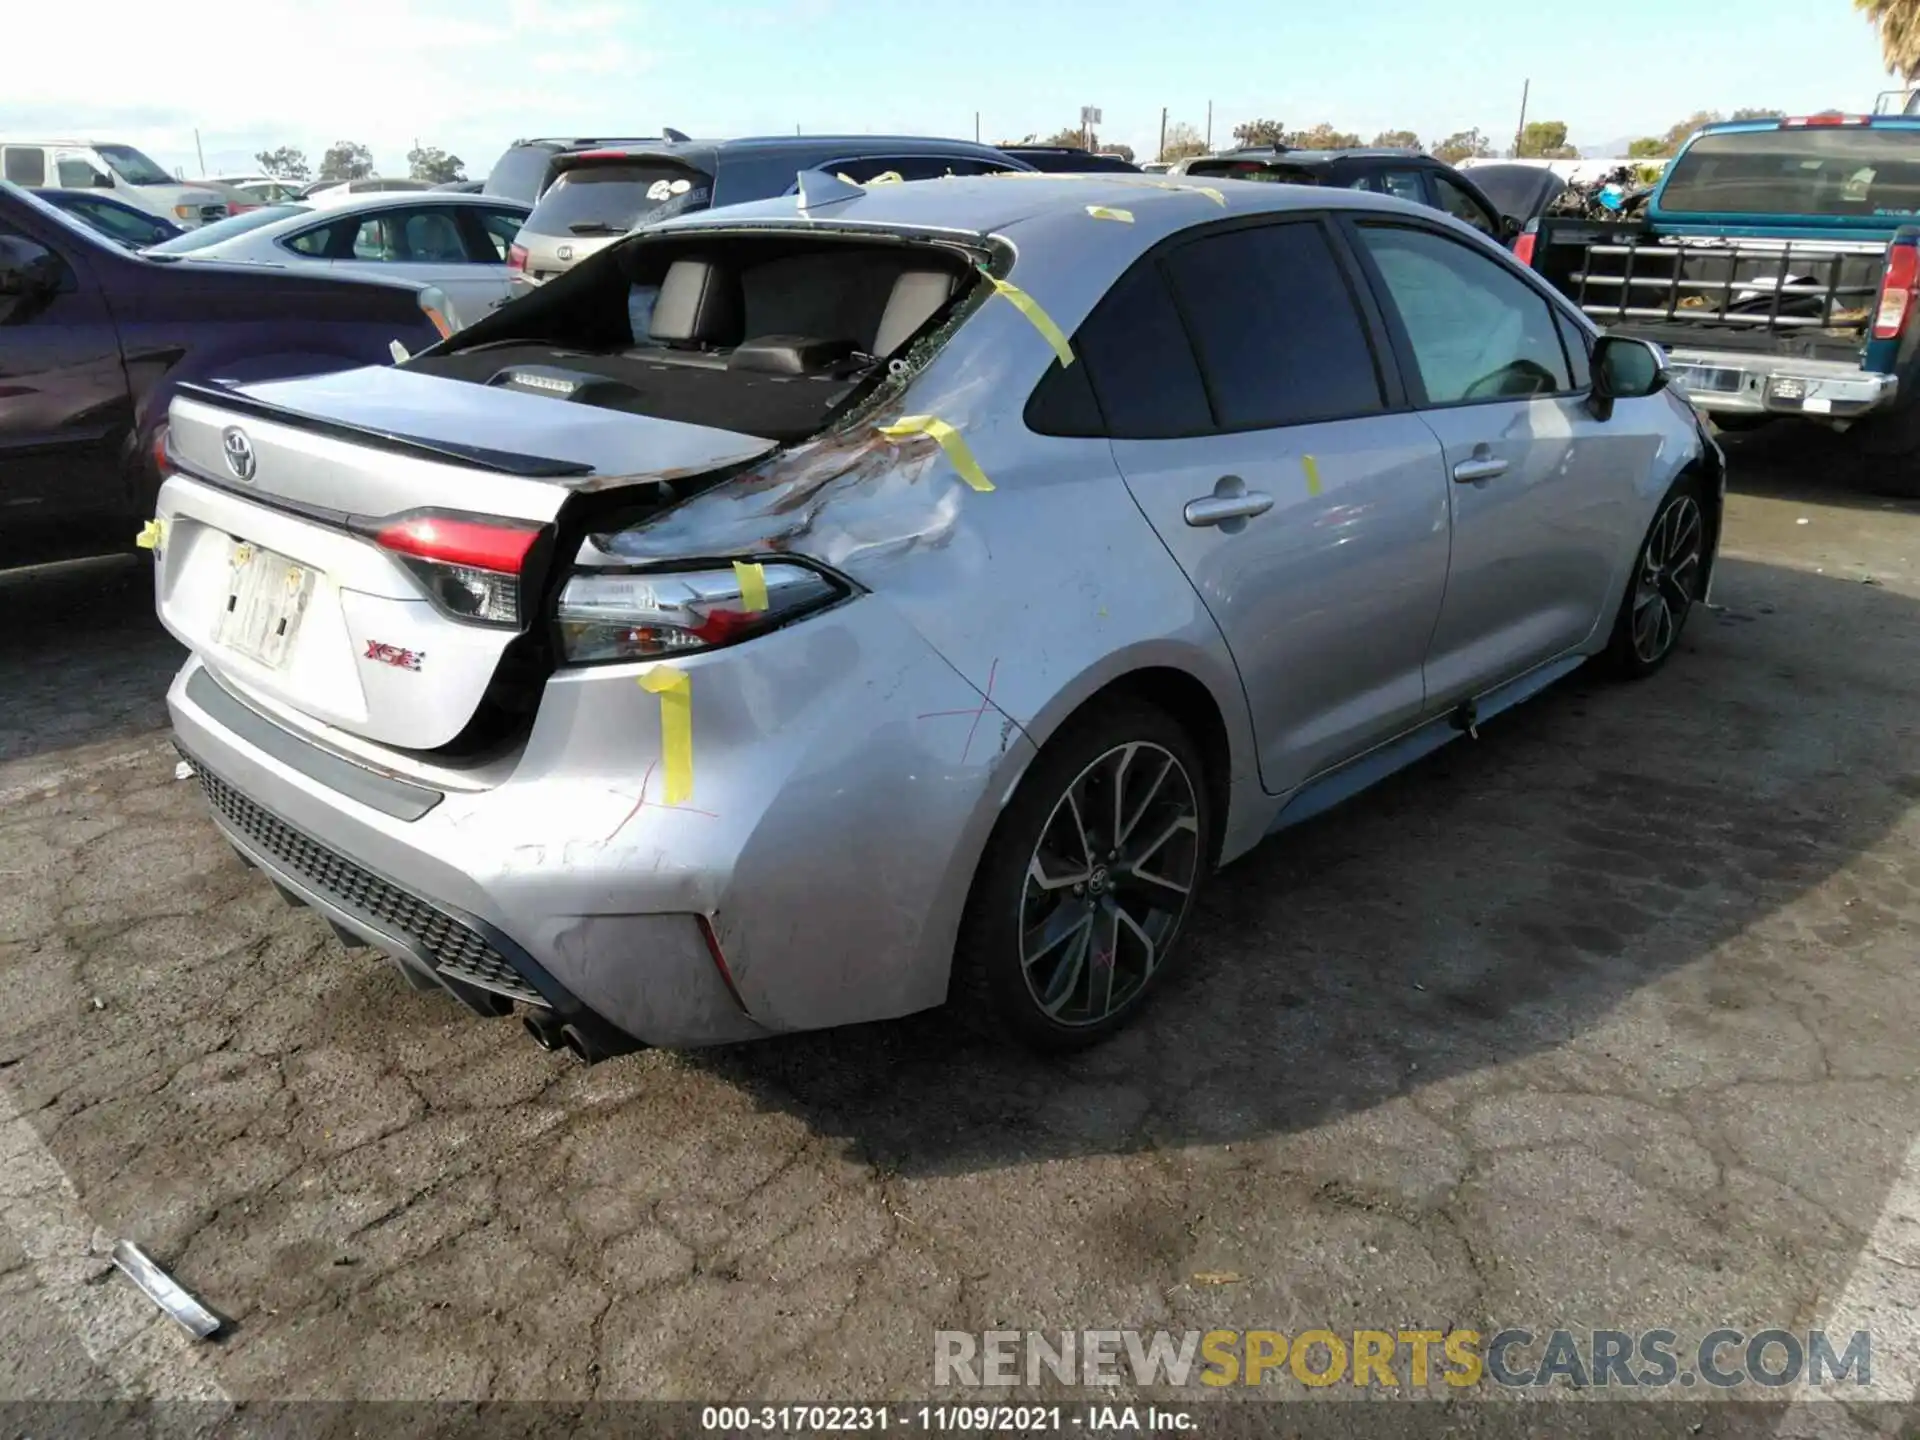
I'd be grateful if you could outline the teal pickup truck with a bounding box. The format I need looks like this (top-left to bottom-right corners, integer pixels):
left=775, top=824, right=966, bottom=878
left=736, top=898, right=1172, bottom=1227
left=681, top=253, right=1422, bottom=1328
left=1520, top=113, right=1920, bottom=495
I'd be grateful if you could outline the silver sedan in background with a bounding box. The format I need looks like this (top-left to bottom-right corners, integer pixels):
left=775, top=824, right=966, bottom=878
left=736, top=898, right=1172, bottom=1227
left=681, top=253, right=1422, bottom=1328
left=152, top=175, right=1720, bottom=1060
left=142, top=191, right=532, bottom=332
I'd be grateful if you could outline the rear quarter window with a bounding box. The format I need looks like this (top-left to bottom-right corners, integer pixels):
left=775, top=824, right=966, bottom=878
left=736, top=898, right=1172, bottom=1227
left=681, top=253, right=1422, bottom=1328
left=3, top=148, right=47, bottom=186
left=524, top=163, right=712, bottom=237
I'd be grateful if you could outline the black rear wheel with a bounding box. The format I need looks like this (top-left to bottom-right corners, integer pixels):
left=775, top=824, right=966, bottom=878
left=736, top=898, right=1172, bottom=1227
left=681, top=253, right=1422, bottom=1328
left=954, top=700, right=1210, bottom=1051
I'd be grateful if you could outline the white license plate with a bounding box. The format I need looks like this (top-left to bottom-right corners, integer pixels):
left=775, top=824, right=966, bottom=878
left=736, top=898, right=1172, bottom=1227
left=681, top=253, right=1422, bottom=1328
left=213, top=541, right=317, bottom=669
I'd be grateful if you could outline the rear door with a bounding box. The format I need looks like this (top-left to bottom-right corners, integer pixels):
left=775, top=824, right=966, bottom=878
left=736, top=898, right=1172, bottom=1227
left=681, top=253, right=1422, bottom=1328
left=0, top=208, right=131, bottom=563
left=1346, top=218, right=1646, bottom=704
left=1088, top=216, right=1453, bottom=793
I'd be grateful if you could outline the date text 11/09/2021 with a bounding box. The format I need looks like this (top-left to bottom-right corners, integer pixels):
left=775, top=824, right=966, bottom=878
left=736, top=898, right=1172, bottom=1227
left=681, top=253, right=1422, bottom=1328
left=701, top=1407, right=1194, bottom=1432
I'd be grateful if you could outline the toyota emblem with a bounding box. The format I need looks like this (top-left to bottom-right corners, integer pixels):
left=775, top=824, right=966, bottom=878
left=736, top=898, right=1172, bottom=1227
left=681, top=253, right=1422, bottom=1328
left=221, top=427, right=256, bottom=483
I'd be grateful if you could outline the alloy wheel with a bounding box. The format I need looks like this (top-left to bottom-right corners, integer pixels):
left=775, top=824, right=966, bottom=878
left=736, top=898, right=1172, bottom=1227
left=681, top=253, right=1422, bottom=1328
left=1019, top=741, right=1202, bottom=1028
left=1630, top=493, right=1704, bottom=665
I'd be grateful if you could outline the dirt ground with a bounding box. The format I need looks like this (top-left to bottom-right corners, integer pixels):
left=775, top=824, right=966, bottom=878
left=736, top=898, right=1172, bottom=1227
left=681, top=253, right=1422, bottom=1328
left=1, top=424, right=1917, bottom=1433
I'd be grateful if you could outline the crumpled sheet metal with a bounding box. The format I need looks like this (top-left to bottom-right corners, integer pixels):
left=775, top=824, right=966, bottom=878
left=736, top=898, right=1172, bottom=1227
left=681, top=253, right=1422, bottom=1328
left=583, top=321, right=1029, bottom=575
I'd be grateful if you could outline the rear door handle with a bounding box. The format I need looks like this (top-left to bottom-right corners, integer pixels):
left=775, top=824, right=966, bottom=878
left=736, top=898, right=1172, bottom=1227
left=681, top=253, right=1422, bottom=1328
left=1452, top=455, right=1509, bottom=484
left=1184, top=494, right=1275, bottom=526
left=1184, top=475, right=1275, bottom=527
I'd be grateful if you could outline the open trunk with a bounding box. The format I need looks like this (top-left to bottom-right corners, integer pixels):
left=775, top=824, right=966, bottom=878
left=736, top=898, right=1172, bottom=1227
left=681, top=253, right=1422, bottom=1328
left=155, top=222, right=989, bottom=756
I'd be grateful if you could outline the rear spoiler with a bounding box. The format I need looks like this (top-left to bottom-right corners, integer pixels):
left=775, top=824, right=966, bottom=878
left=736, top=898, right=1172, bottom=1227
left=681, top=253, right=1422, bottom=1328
left=173, top=381, right=594, bottom=479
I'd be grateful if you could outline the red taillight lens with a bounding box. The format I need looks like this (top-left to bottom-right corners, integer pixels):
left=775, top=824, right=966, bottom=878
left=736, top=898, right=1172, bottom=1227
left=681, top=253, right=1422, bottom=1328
left=1513, top=230, right=1537, bottom=267
left=507, top=243, right=528, bottom=272
left=1875, top=242, right=1919, bottom=340
left=150, top=423, right=171, bottom=476
left=372, top=513, right=542, bottom=626
left=376, top=515, right=539, bottom=573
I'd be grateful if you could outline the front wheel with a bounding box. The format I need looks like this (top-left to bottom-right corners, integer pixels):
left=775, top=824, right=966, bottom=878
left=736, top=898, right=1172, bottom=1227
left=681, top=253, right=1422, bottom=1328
left=1602, top=476, right=1707, bottom=679
left=953, top=701, right=1211, bottom=1052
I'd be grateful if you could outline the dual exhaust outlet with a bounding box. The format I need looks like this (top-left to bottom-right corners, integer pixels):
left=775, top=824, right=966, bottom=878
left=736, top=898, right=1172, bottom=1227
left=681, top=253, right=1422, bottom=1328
left=521, top=1008, right=635, bottom=1066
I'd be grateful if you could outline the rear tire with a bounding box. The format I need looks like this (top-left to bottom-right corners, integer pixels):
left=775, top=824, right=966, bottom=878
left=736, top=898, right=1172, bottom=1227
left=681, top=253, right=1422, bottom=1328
left=952, top=700, right=1211, bottom=1052
left=1846, top=402, right=1920, bottom=500
left=1602, top=474, right=1707, bottom=680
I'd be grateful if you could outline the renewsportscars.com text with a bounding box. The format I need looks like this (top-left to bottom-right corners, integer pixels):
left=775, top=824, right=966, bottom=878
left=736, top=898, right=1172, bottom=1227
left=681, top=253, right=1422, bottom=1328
left=935, top=1328, right=1873, bottom=1391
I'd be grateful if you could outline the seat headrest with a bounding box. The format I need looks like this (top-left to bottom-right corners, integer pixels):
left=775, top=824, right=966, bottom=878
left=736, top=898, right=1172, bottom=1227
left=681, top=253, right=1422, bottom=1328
left=873, top=268, right=957, bottom=357
left=649, top=257, right=744, bottom=348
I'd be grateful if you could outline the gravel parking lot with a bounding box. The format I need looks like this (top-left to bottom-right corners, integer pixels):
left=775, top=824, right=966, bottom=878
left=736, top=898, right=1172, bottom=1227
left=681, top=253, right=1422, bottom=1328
left=2, top=428, right=1917, bottom=1431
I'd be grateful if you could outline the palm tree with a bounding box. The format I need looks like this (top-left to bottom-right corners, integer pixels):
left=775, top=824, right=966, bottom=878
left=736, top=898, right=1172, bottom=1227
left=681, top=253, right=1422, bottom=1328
left=1859, top=0, right=1920, bottom=82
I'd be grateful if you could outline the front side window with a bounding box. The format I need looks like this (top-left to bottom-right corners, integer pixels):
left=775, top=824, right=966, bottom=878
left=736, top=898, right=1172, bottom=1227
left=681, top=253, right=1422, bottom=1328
left=1163, top=221, right=1385, bottom=430
left=56, top=156, right=105, bottom=188
left=3, top=148, right=47, bottom=187
left=1433, top=175, right=1499, bottom=236
left=1358, top=225, right=1572, bottom=404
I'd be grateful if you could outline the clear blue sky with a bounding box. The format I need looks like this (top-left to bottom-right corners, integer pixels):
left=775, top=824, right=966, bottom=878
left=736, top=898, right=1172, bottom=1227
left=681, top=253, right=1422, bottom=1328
left=4, top=0, right=1903, bottom=178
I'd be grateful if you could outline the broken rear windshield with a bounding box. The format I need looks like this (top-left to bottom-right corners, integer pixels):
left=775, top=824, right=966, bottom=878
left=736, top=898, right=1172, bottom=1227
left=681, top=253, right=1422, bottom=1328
left=1660, top=127, right=1920, bottom=217
left=524, top=162, right=713, bottom=236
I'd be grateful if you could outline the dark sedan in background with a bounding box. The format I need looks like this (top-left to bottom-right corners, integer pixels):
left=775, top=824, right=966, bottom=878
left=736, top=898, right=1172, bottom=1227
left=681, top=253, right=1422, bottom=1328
left=0, top=181, right=443, bottom=569
left=1172, top=146, right=1521, bottom=242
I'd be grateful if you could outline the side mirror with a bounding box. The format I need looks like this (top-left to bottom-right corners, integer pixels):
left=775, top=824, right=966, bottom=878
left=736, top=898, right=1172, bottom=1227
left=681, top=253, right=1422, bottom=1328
left=91, top=169, right=114, bottom=189
left=0, top=235, right=63, bottom=324
left=1499, top=214, right=1522, bottom=242
left=1588, top=335, right=1668, bottom=422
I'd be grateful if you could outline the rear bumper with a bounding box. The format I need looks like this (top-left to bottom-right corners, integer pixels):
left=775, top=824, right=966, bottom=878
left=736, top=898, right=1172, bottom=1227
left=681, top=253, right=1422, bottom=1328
left=1665, top=347, right=1896, bottom=421
left=165, top=591, right=1034, bottom=1049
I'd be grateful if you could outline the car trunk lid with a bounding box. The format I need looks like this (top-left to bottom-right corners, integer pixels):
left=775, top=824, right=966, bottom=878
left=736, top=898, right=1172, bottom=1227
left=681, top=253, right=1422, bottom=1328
left=158, top=368, right=776, bottom=751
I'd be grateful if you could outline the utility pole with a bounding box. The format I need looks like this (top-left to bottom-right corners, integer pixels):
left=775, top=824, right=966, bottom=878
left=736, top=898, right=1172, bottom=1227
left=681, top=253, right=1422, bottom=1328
left=1159, top=107, right=1167, bottom=163
left=1513, top=79, right=1530, bottom=158
left=974, top=111, right=980, bottom=142
left=1205, top=100, right=1213, bottom=150
left=194, top=128, right=206, bottom=176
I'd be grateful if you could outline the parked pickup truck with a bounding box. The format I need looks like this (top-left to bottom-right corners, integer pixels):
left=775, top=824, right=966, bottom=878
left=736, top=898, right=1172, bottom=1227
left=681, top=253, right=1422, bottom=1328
left=1518, top=113, right=1920, bottom=494
left=0, top=180, right=444, bottom=570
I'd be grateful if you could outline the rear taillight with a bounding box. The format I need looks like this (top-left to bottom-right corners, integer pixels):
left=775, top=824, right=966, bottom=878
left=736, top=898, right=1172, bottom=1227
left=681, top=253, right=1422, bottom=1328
left=1513, top=229, right=1537, bottom=267
left=507, top=243, right=528, bottom=273
left=150, top=423, right=171, bottom=477
left=555, top=561, right=846, bottom=662
left=372, top=512, right=542, bottom=626
left=1874, top=240, right=1920, bottom=340
left=417, top=285, right=454, bottom=338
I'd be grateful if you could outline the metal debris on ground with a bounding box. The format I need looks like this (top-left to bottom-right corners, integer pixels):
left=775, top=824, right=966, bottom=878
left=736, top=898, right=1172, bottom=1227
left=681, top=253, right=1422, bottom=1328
left=1191, top=1271, right=1245, bottom=1286
left=110, top=1240, right=221, bottom=1339
left=174, top=760, right=194, bottom=781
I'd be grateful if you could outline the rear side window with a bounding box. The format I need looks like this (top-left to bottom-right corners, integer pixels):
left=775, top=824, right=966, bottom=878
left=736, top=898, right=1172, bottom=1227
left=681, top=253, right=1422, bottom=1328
left=1070, top=262, right=1213, bottom=438
left=1358, top=224, right=1573, bottom=403
left=525, top=162, right=712, bottom=237
left=3, top=148, right=46, bottom=186
left=470, top=208, right=527, bottom=259
left=1163, top=221, right=1385, bottom=429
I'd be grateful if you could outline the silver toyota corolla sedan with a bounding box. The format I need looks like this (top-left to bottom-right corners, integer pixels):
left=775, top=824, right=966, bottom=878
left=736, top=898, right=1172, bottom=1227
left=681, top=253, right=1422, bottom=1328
left=151, top=173, right=1723, bottom=1061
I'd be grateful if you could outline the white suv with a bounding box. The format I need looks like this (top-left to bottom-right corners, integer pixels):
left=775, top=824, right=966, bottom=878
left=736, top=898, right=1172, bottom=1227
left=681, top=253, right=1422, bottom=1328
left=0, top=139, right=228, bottom=227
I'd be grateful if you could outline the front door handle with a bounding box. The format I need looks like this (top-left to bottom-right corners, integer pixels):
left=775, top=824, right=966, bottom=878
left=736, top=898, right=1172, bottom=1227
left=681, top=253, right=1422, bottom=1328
left=1184, top=474, right=1274, bottom=529
left=1452, top=450, right=1508, bottom=484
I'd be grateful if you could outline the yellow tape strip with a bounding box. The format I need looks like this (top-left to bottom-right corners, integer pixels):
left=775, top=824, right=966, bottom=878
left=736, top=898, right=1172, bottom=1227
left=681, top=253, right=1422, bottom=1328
left=868, top=171, right=903, bottom=185
left=1085, top=205, right=1134, bottom=223
left=987, top=276, right=1074, bottom=367
left=876, top=415, right=994, bottom=492
left=1302, top=454, right=1323, bottom=497
left=732, top=559, right=769, bottom=613
left=135, top=519, right=165, bottom=551
left=637, top=668, right=694, bottom=805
